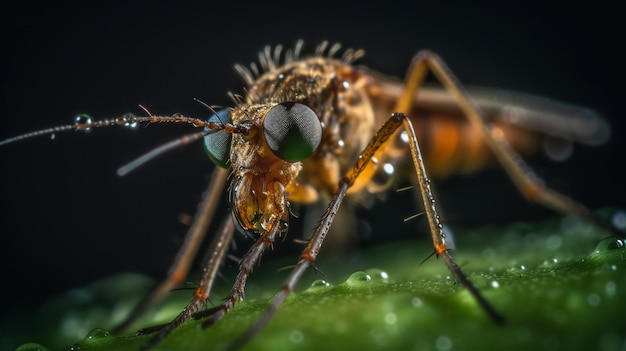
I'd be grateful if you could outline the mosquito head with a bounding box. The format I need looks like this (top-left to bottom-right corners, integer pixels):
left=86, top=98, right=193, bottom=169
left=225, top=101, right=323, bottom=237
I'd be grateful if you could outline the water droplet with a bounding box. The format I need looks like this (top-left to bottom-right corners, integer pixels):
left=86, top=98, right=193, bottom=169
left=15, top=343, right=50, bottom=351
left=587, top=293, right=601, bottom=306
left=491, top=281, right=500, bottom=289
left=82, top=328, right=112, bottom=343
left=364, top=268, right=390, bottom=282
left=118, top=113, right=137, bottom=128
left=442, top=224, right=456, bottom=250
left=540, top=257, right=559, bottom=268
left=311, top=279, right=331, bottom=288
left=346, top=271, right=371, bottom=284
left=400, top=130, right=409, bottom=143
left=74, top=114, right=92, bottom=131
left=369, top=326, right=386, bottom=345
left=592, top=236, right=625, bottom=254
left=411, top=297, right=423, bottom=308
left=435, top=335, right=453, bottom=351
left=382, top=162, right=394, bottom=176
left=289, top=330, right=304, bottom=343
left=611, top=209, right=626, bottom=231
left=305, top=279, right=333, bottom=292
left=605, top=281, right=616, bottom=297
left=507, top=264, right=527, bottom=273
left=384, top=312, right=397, bottom=325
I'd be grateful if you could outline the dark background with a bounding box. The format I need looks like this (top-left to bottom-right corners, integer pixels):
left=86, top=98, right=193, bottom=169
left=1, top=1, right=624, bottom=320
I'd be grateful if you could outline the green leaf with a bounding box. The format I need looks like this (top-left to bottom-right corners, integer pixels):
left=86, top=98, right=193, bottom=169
left=4, top=213, right=625, bottom=351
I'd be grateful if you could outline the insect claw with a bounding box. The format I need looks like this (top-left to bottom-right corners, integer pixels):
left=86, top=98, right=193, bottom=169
left=310, top=262, right=327, bottom=279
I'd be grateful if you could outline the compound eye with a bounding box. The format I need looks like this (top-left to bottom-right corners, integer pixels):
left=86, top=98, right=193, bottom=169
left=203, top=108, right=232, bottom=168
left=263, top=102, right=322, bottom=162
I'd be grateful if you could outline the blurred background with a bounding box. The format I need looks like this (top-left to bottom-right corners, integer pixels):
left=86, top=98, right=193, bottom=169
left=1, top=0, right=624, bottom=323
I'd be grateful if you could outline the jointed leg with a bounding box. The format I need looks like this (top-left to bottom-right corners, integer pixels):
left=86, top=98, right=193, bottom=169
left=113, top=167, right=229, bottom=333
left=398, top=51, right=614, bottom=233
left=228, top=109, right=505, bottom=350
left=196, top=220, right=283, bottom=328
left=140, top=216, right=235, bottom=349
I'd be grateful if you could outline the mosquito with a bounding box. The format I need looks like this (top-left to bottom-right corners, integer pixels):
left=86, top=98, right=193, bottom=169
left=1, top=40, right=617, bottom=350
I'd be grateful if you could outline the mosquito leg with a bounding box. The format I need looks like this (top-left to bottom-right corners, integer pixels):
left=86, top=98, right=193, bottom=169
left=228, top=181, right=349, bottom=350
left=139, top=216, right=235, bottom=350
left=400, top=51, right=618, bottom=235
left=112, top=167, right=229, bottom=333
left=197, top=221, right=283, bottom=328
left=400, top=110, right=507, bottom=324
left=228, top=110, right=504, bottom=350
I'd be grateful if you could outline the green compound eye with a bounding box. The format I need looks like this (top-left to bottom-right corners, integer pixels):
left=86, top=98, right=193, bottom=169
left=263, top=102, right=322, bottom=162
left=203, top=108, right=232, bottom=168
